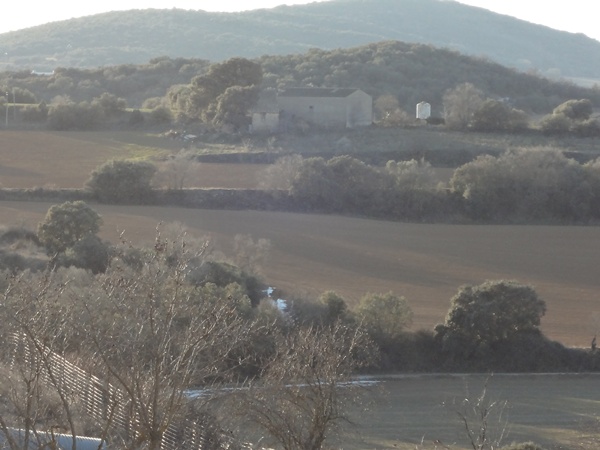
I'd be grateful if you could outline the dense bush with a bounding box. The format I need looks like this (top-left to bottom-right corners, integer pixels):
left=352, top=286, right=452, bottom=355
left=374, top=94, right=414, bottom=127
left=265, top=154, right=450, bottom=220
left=435, top=280, right=546, bottom=348
left=47, top=92, right=126, bottom=129
left=91, top=92, right=127, bottom=118
left=85, top=159, right=157, bottom=204
left=3, top=214, right=600, bottom=377
left=434, top=280, right=549, bottom=368
left=266, top=279, right=600, bottom=373
left=538, top=112, right=571, bottom=135
left=318, top=291, right=352, bottom=326
left=148, top=105, right=173, bottom=124
left=20, top=101, right=49, bottom=122
left=552, top=98, right=593, bottom=120
left=0, top=226, right=48, bottom=274
left=188, top=260, right=265, bottom=306
left=450, top=147, right=597, bottom=222
left=128, top=108, right=144, bottom=126
left=356, top=292, right=413, bottom=345
left=170, top=57, right=262, bottom=129
left=0, top=249, right=46, bottom=274
left=538, top=98, right=600, bottom=137
left=5, top=224, right=590, bottom=449
left=0, top=226, right=41, bottom=246
left=258, top=41, right=600, bottom=117
left=260, top=149, right=600, bottom=223
left=60, top=234, right=112, bottom=274
left=471, top=99, right=529, bottom=132
left=20, top=145, right=600, bottom=225
left=47, top=101, right=103, bottom=130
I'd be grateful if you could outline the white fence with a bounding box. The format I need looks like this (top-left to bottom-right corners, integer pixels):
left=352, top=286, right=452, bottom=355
left=8, top=334, right=244, bottom=450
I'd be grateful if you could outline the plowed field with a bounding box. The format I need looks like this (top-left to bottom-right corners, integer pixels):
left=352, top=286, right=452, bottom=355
left=0, top=131, right=265, bottom=188
left=2, top=201, right=599, bottom=347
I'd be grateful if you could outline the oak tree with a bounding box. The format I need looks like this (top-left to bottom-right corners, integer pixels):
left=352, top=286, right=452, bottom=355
left=85, top=159, right=157, bottom=204
left=37, top=201, right=102, bottom=255
left=435, top=280, right=546, bottom=354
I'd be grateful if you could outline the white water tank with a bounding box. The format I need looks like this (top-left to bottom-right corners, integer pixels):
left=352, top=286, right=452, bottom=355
left=416, top=101, right=431, bottom=120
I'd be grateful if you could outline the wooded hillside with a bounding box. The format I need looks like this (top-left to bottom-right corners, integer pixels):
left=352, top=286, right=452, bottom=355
left=1, top=0, right=600, bottom=81
left=1, top=42, right=598, bottom=114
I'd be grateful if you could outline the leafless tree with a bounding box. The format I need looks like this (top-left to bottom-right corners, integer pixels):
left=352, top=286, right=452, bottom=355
left=233, top=234, right=271, bottom=275
left=66, top=232, right=262, bottom=449
left=446, top=376, right=510, bottom=450
left=374, top=94, right=413, bottom=127
left=0, top=229, right=264, bottom=450
left=0, top=271, right=107, bottom=449
left=233, top=322, right=375, bottom=450
left=258, top=154, right=304, bottom=191
left=156, top=149, right=200, bottom=190
left=443, top=82, right=484, bottom=130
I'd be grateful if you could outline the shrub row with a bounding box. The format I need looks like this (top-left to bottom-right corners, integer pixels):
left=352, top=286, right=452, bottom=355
left=6, top=146, right=600, bottom=225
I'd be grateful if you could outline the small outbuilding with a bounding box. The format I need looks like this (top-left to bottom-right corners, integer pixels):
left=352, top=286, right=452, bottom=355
left=251, top=111, right=280, bottom=133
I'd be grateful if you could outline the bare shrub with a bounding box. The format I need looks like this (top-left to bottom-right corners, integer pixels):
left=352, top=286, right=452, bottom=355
left=259, top=154, right=304, bottom=190
left=155, top=150, right=199, bottom=190
left=232, top=322, right=376, bottom=450
left=445, top=377, right=509, bottom=450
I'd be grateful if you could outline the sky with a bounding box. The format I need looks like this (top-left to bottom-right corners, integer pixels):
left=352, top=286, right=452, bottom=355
left=1, top=0, right=598, bottom=42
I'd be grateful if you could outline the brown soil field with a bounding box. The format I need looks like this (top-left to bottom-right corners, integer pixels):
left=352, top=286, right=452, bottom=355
left=0, top=131, right=265, bottom=188
left=0, top=130, right=456, bottom=189
left=3, top=201, right=599, bottom=348
left=0, top=131, right=132, bottom=188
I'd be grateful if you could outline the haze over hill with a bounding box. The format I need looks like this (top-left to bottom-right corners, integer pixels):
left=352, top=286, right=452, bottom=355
left=1, top=0, right=600, bottom=82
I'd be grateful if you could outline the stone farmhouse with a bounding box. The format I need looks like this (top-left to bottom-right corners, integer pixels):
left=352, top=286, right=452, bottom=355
left=251, top=87, right=373, bottom=132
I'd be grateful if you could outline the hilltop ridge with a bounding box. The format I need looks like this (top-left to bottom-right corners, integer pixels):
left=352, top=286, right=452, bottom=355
left=0, top=0, right=599, bottom=82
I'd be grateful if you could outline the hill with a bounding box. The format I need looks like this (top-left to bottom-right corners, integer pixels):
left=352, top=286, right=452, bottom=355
left=1, top=0, right=600, bottom=81
left=256, top=41, right=600, bottom=115
left=2, top=41, right=599, bottom=114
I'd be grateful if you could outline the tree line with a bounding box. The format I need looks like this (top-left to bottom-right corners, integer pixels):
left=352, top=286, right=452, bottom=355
left=3, top=40, right=600, bottom=131
left=257, top=147, right=600, bottom=224
left=440, top=83, right=600, bottom=137
left=11, top=146, right=600, bottom=225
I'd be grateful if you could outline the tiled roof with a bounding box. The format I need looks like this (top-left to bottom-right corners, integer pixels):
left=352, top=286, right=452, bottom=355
left=278, top=87, right=361, bottom=98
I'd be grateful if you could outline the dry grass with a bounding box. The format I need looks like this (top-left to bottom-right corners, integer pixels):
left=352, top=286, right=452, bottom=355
left=343, top=373, right=600, bottom=449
